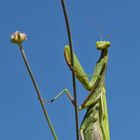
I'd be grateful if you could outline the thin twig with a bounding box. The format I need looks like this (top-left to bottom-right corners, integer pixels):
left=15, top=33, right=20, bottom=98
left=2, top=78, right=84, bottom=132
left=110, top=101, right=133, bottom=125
left=61, top=1, right=79, bottom=140
left=18, top=44, right=58, bottom=140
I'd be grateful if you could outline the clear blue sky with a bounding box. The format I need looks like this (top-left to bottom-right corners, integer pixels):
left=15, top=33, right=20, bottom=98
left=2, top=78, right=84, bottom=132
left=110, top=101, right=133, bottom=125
left=0, top=0, right=139, bottom=140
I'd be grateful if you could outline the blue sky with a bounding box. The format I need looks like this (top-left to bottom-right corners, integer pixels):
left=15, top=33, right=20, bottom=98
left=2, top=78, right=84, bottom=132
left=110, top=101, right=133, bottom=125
left=0, top=0, right=139, bottom=140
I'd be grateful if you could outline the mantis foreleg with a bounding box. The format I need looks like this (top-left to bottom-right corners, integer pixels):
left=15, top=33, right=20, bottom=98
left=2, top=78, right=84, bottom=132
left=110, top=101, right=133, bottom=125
left=64, top=45, right=106, bottom=92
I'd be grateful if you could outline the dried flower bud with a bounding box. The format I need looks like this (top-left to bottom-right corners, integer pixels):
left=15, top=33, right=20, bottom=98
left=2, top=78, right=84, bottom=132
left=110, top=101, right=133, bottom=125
left=11, top=31, right=27, bottom=44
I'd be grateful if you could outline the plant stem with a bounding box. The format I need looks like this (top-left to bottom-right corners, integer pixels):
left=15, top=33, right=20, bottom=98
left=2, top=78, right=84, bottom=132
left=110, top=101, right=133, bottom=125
left=18, top=44, right=58, bottom=140
left=61, top=1, right=79, bottom=140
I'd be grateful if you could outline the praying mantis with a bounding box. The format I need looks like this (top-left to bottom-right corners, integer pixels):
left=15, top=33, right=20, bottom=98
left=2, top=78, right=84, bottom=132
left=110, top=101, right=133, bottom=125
left=47, top=40, right=111, bottom=140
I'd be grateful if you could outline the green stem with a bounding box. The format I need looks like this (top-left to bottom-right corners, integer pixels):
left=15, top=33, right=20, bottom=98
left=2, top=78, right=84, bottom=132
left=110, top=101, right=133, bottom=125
left=18, top=44, right=58, bottom=140
left=61, top=1, right=79, bottom=140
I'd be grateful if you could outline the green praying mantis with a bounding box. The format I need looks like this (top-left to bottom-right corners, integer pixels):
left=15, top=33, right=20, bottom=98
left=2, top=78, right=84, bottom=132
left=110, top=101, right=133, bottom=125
left=47, top=40, right=111, bottom=140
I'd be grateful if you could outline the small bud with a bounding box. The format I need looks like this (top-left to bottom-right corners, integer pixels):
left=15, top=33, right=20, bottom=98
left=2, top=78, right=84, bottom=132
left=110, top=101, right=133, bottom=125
left=11, top=31, right=27, bottom=45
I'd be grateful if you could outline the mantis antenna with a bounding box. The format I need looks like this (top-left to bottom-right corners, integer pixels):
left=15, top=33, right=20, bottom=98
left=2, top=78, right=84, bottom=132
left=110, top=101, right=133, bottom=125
left=87, top=18, right=103, bottom=41
left=104, top=20, right=128, bottom=39
left=87, top=18, right=128, bottom=41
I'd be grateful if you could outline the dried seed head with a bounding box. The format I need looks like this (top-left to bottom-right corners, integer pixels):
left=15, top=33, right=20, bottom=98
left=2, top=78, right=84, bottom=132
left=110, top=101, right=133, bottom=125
left=11, top=31, right=27, bottom=45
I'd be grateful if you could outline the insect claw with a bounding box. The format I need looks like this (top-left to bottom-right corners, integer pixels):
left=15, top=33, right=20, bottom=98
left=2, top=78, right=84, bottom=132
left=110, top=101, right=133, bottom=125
left=50, top=99, right=55, bottom=102
left=78, top=106, right=82, bottom=111
left=42, top=99, right=54, bottom=104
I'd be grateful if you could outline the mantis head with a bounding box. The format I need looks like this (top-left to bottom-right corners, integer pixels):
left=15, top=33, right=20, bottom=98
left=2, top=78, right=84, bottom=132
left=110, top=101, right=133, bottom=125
left=96, top=41, right=111, bottom=50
